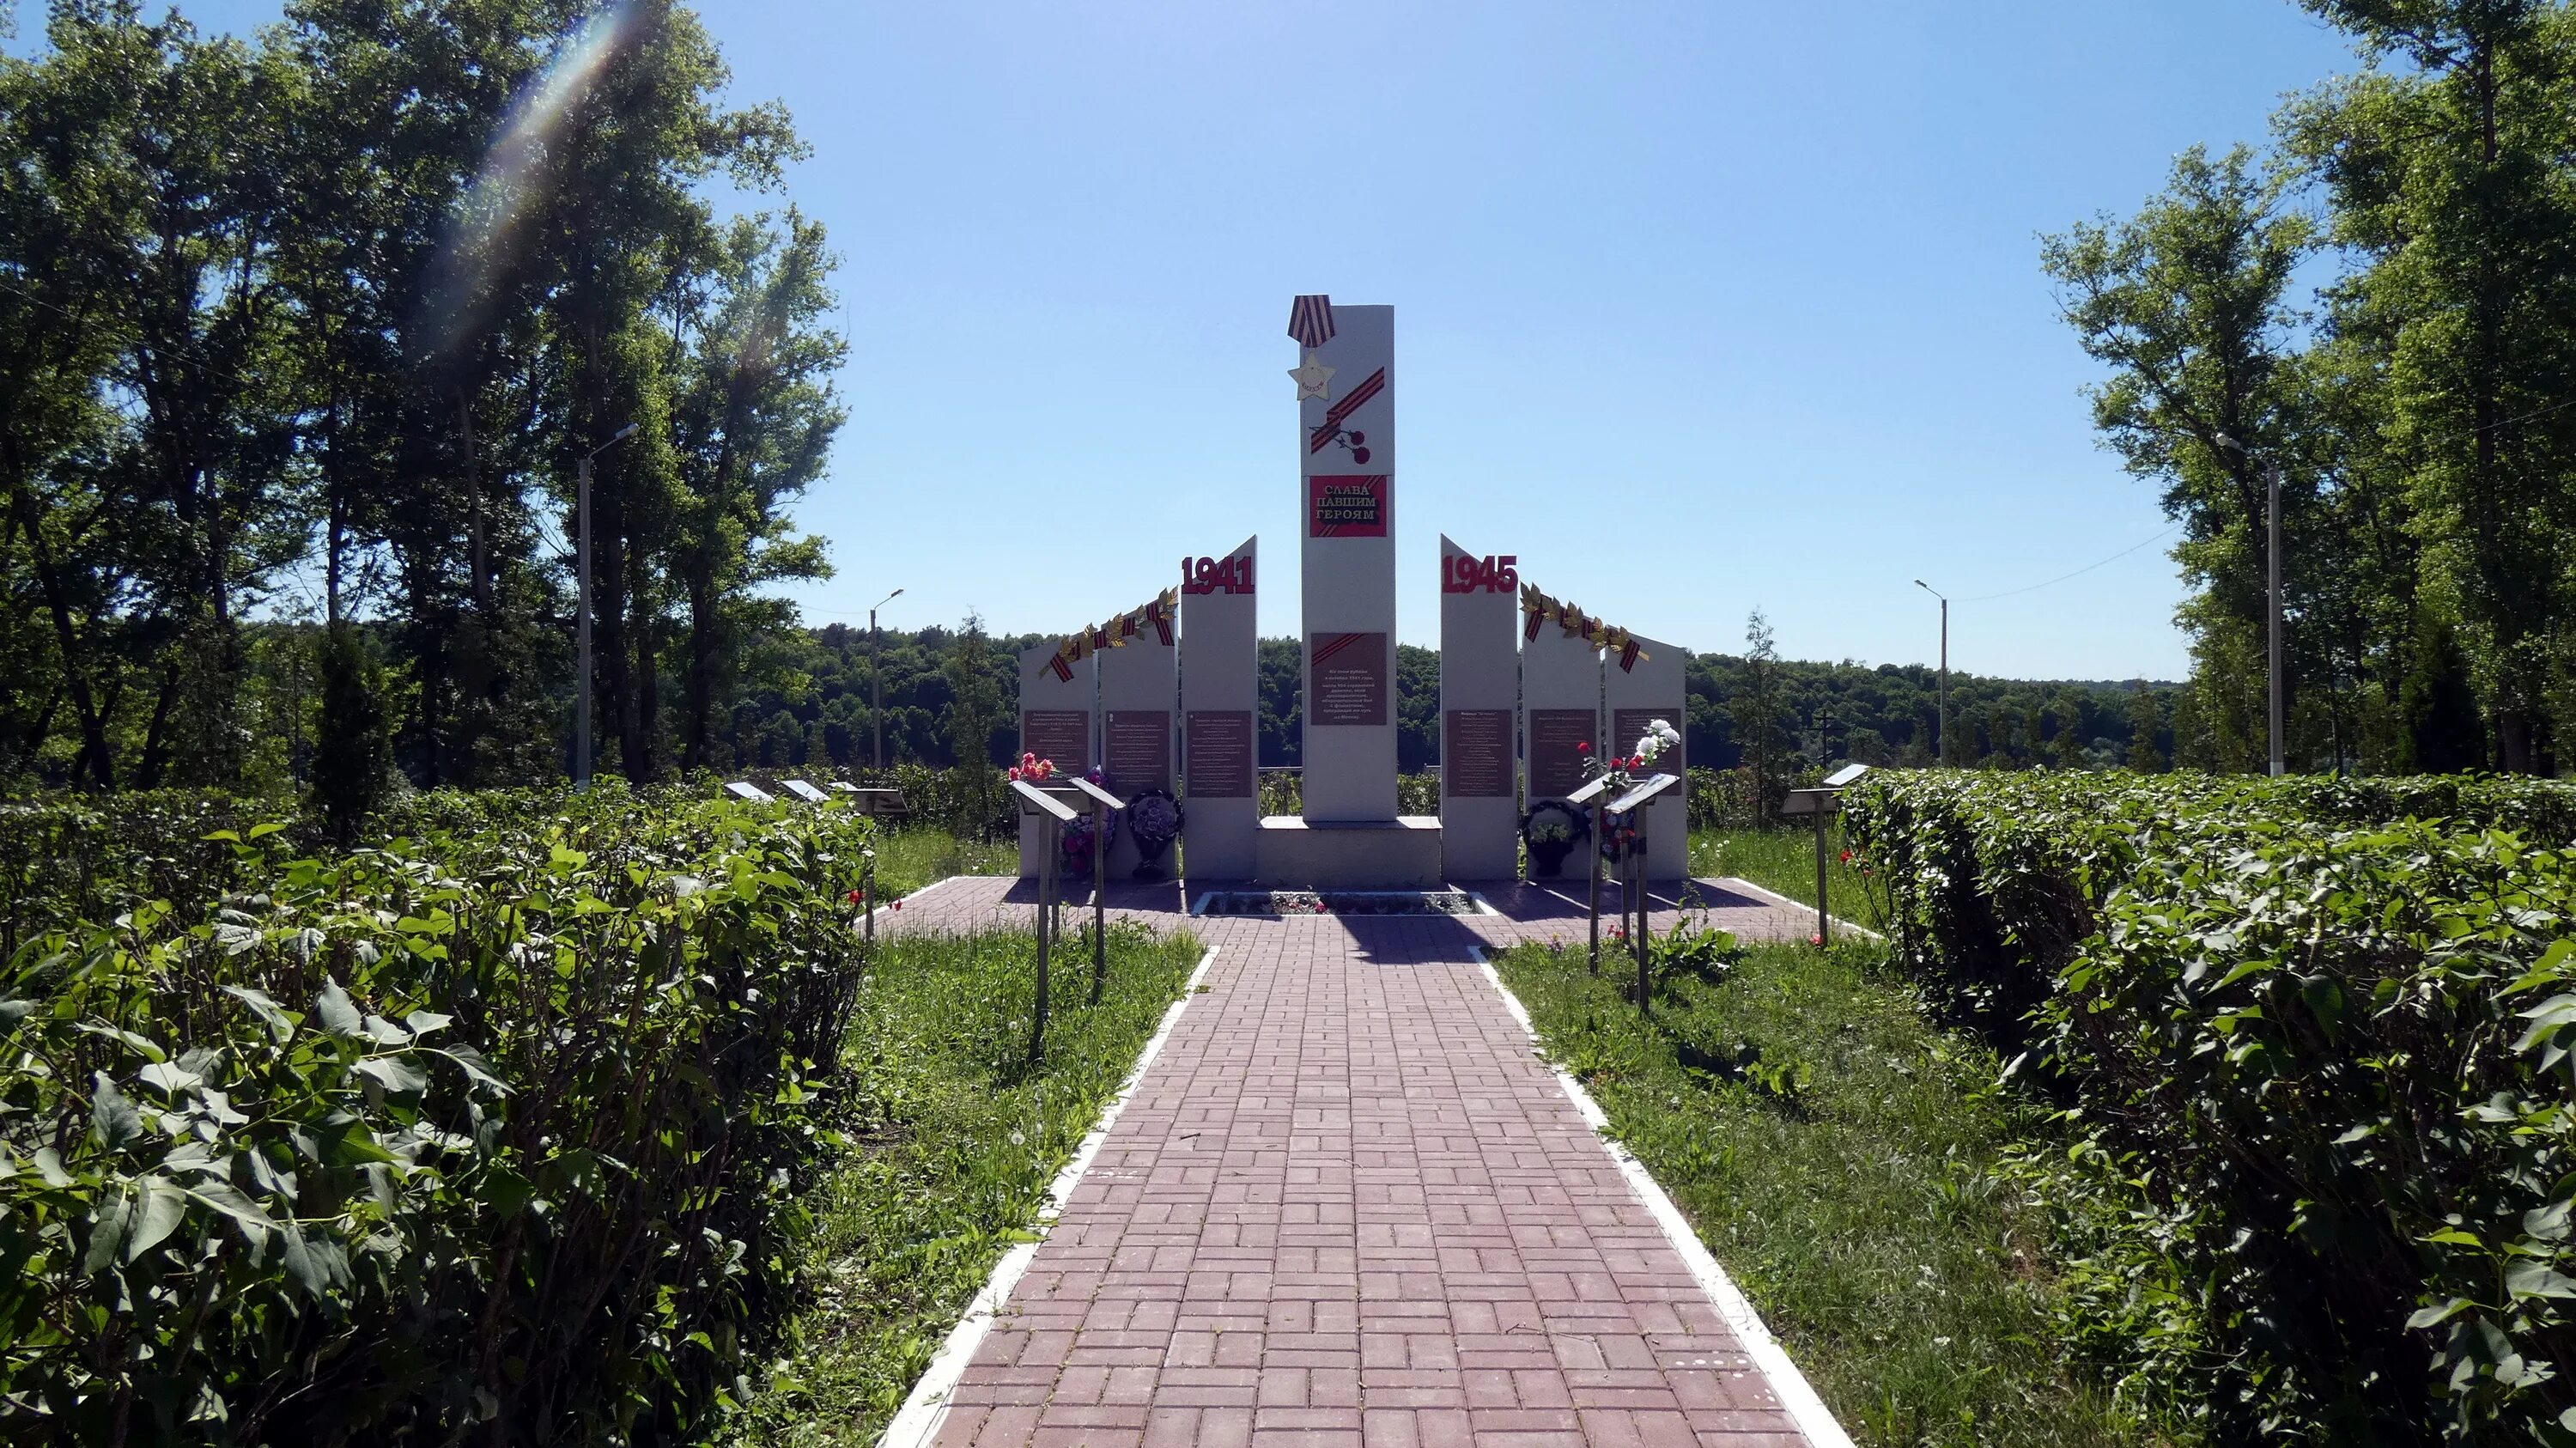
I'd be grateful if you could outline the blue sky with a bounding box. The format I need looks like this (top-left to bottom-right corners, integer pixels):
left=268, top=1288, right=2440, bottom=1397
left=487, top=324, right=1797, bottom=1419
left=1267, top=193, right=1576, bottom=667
left=33, top=2, right=2365, bottom=678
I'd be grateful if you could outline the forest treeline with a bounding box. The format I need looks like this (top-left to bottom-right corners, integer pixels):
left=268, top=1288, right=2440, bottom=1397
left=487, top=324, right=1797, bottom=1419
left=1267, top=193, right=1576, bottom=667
left=0, top=1, right=842, bottom=827
left=603, top=621, right=2181, bottom=782
left=2050, top=0, right=2576, bottom=776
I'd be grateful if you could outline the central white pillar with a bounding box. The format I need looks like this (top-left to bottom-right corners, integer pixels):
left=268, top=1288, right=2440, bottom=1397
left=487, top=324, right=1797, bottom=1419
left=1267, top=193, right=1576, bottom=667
left=1295, top=300, right=1396, bottom=822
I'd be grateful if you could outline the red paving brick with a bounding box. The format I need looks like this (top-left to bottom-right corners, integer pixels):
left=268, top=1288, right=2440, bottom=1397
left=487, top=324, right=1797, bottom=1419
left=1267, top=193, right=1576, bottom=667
left=885, top=877, right=1826, bottom=1447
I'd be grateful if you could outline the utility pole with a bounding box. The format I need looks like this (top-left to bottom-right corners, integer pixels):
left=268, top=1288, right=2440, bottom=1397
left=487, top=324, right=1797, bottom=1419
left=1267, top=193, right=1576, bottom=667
left=871, top=587, right=903, bottom=772
left=1915, top=581, right=1947, bottom=766
left=574, top=422, right=638, bottom=787
left=2218, top=435, right=2287, bottom=776
left=2267, top=462, right=2284, bottom=777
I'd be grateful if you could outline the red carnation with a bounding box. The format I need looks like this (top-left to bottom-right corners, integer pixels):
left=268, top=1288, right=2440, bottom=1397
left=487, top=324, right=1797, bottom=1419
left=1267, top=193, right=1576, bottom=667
left=847, top=888, right=863, bottom=904
left=1577, top=741, right=1591, bottom=754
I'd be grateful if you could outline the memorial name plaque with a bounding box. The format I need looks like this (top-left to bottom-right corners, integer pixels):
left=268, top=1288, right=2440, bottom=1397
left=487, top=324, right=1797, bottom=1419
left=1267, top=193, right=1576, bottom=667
left=1309, top=631, right=1388, bottom=726
left=1443, top=709, right=1514, bottom=798
left=1019, top=709, right=1091, bottom=770
left=1307, top=475, right=1390, bottom=538
left=1185, top=710, right=1255, bottom=798
left=1613, top=709, right=1684, bottom=778
left=1528, top=708, right=1598, bottom=800
left=1104, top=709, right=1172, bottom=793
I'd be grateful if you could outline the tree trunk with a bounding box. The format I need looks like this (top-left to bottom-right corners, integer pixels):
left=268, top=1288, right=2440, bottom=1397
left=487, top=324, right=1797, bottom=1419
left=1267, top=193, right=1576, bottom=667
left=9, top=478, right=114, bottom=788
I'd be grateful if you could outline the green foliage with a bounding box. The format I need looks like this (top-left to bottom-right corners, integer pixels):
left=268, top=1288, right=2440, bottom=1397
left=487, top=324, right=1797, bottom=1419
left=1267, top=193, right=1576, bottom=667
left=0, top=788, right=878, bottom=1444
left=1846, top=768, right=2576, bottom=1442
left=0, top=1, right=843, bottom=795
left=2052, top=4, right=2576, bottom=772
left=309, top=623, right=392, bottom=846
left=730, top=924, right=1200, bottom=1445
left=1492, top=939, right=2172, bottom=1447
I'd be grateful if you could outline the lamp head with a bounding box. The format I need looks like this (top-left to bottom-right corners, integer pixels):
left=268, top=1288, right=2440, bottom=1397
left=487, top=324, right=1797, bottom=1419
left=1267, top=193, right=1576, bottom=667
left=611, top=422, right=640, bottom=443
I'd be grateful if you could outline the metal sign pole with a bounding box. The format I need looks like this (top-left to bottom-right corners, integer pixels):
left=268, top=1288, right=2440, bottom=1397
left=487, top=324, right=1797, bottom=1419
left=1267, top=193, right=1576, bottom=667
left=1588, top=800, right=1604, bottom=976
left=1091, top=797, right=1108, bottom=1004
left=1814, top=804, right=1831, bottom=948
left=1032, top=818, right=1054, bottom=1063
left=1629, top=845, right=1649, bottom=1017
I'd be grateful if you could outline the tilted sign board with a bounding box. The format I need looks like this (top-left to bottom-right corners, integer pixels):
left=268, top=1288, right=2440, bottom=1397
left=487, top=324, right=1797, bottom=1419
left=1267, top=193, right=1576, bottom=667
left=1097, top=605, right=1177, bottom=880
left=1438, top=533, right=1518, bottom=878
left=1180, top=535, right=1259, bottom=879
left=1602, top=631, right=1686, bottom=882
left=1017, top=639, right=1096, bottom=879
left=1519, top=618, right=1601, bottom=879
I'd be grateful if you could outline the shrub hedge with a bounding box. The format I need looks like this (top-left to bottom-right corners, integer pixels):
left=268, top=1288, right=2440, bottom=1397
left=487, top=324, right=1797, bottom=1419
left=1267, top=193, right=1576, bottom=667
left=1, top=787, right=875, bottom=1445
left=1844, top=770, right=2576, bottom=1444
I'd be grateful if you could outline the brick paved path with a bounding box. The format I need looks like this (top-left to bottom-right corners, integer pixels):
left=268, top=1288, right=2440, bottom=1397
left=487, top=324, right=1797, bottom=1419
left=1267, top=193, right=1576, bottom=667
left=882, top=878, right=1832, bottom=1448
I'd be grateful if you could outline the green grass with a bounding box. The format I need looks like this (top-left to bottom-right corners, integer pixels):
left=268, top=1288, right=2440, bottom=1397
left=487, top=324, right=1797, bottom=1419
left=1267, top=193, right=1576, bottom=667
left=867, top=826, right=1016, bottom=897
left=1692, top=825, right=1888, bottom=930
left=728, top=922, right=1203, bottom=1446
left=1492, top=938, right=2185, bottom=1448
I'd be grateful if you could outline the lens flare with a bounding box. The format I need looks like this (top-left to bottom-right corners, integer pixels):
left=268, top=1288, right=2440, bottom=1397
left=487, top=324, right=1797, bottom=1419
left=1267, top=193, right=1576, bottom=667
left=420, top=2, right=641, bottom=359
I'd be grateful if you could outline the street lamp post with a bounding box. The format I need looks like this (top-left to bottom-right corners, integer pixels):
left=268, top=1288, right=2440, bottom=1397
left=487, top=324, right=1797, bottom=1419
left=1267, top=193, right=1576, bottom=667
left=2218, top=436, right=2286, bottom=776
left=871, top=587, right=903, bottom=772
left=574, top=422, right=640, bottom=787
left=1914, top=581, right=1947, bottom=766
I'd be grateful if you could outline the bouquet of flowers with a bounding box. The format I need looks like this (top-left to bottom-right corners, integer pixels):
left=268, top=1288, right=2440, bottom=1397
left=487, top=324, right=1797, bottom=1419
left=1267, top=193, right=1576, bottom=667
left=1582, top=719, right=1679, bottom=863
left=1007, top=752, right=1056, bottom=783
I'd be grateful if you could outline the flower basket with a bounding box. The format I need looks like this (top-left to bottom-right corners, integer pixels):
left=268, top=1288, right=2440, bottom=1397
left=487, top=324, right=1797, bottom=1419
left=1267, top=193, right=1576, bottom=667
left=1521, top=799, right=1591, bottom=877
left=1123, top=788, right=1184, bottom=880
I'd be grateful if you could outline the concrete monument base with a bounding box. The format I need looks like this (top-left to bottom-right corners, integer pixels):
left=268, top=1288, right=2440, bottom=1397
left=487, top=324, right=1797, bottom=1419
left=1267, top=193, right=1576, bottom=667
left=1253, top=815, right=1444, bottom=889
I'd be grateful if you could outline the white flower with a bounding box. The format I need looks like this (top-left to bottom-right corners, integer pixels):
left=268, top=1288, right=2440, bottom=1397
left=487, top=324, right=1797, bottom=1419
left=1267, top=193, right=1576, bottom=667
left=1009, top=1130, right=1026, bottom=1147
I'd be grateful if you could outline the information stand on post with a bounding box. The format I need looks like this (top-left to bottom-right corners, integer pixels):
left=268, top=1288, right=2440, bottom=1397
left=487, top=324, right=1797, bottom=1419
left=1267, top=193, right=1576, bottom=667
left=1067, top=776, right=1125, bottom=1004
left=1567, top=774, right=1619, bottom=976
left=1012, top=780, right=1079, bottom=1062
left=1783, top=764, right=1870, bottom=948
left=1606, top=773, right=1680, bottom=1014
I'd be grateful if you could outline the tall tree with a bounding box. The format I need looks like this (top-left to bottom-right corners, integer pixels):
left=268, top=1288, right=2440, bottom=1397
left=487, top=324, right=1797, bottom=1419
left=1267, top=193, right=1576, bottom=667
left=2285, top=0, right=2576, bottom=771
left=2044, top=144, right=2320, bottom=771
left=1728, top=609, right=1793, bottom=820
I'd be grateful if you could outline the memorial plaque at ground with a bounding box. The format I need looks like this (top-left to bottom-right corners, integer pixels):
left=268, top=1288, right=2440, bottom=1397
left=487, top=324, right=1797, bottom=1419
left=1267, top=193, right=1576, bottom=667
left=1528, top=707, right=1598, bottom=800
left=1443, top=709, right=1513, bottom=798
left=1184, top=709, right=1255, bottom=798
left=1104, top=709, right=1173, bottom=794
left=1018, top=709, right=1091, bottom=771
left=1309, top=630, right=1388, bottom=727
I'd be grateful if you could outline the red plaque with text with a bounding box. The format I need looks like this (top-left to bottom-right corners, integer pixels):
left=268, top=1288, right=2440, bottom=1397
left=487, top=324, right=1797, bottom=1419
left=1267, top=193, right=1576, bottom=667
left=1307, top=475, right=1390, bottom=538
left=1019, top=709, right=1091, bottom=772
left=1184, top=710, right=1255, bottom=798
left=1309, top=631, right=1388, bottom=726
left=1443, top=709, right=1514, bottom=799
left=1528, top=708, right=1598, bottom=800
left=1613, top=709, right=1684, bottom=782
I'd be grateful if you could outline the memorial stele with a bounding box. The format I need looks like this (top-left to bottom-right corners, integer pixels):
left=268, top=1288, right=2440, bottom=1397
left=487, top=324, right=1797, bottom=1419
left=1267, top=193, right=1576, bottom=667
left=1014, top=296, right=1687, bottom=890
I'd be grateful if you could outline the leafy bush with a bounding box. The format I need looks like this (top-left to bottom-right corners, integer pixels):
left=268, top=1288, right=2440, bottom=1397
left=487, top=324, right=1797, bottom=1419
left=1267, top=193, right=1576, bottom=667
left=1, top=788, right=876, bottom=1445
left=1845, top=769, right=2576, bottom=1443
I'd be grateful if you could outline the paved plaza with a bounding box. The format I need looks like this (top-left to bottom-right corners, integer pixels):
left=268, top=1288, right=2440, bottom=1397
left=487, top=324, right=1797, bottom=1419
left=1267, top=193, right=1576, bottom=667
left=879, top=877, right=1838, bottom=1448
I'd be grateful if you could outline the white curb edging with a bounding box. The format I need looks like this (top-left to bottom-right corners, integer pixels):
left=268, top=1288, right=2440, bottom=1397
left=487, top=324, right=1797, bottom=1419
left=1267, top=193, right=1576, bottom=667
left=1472, top=945, right=1857, bottom=1448
left=878, top=944, right=1223, bottom=1448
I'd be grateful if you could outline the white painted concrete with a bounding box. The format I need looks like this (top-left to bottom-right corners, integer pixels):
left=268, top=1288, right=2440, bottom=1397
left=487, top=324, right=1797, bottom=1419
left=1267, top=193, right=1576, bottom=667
left=1298, top=303, right=1397, bottom=822
left=878, top=946, right=1222, bottom=1448
left=1474, top=946, right=1856, bottom=1448
left=1438, top=533, right=1521, bottom=881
